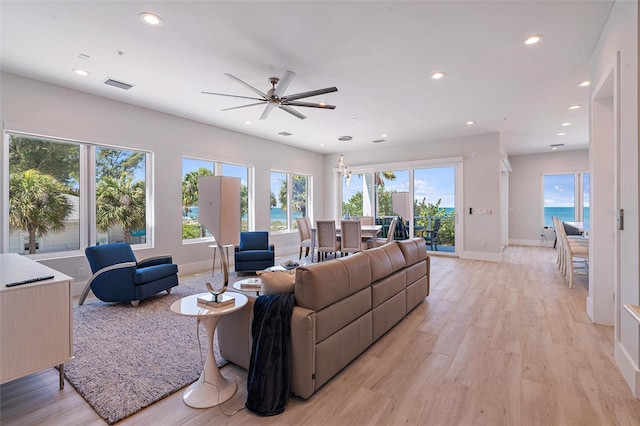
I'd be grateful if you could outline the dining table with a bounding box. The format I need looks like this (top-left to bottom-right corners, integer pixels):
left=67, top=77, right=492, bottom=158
left=309, top=224, right=382, bottom=262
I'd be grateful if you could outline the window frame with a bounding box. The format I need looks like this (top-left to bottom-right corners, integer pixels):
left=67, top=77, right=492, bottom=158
left=181, top=156, right=253, bottom=244
left=270, top=170, right=311, bottom=233
left=542, top=171, right=590, bottom=229
left=4, top=130, right=153, bottom=258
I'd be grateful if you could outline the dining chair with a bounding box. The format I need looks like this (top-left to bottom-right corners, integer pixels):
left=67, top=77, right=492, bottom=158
left=296, top=217, right=313, bottom=259
left=340, top=220, right=368, bottom=255
left=368, top=216, right=398, bottom=248
left=316, top=220, right=341, bottom=262
left=358, top=216, right=375, bottom=226
left=553, top=216, right=589, bottom=288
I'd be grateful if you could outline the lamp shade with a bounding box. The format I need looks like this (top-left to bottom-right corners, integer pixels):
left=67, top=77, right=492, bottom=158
left=197, top=176, right=241, bottom=246
left=391, top=192, right=411, bottom=219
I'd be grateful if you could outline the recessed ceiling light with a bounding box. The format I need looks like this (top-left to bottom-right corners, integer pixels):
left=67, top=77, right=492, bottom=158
left=561, top=122, right=572, bottom=126
left=350, top=118, right=357, bottom=122
left=380, top=134, right=388, bottom=138
left=568, top=105, right=582, bottom=110
left=320, top=143, right=325, bottom=147
left=338, top=136, right=353, bottom=141
left=524, top=34, right=544, bottom=45
left=431, top=71, right=446, bottom=79
left=139, top=12, right=163, bottom=26
left=244, top=121, right=252, bottom=125
left=550, top=143, right=564, bottom=150
left=557, top=132, right=567, bottom=136
left=466, top=121, right=475, bottom=125
left=578, top=80, right=590, bottom=87
left=73, top=68, right=90, bottom=76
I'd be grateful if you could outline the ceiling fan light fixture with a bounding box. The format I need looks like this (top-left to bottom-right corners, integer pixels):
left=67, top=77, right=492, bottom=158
left=466, top=121, right=475, bottom=125
left=140, top=12, right=163, bottom=26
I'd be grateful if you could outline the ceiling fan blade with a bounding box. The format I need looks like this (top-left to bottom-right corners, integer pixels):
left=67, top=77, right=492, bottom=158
left=282, top=86, right=338, bottom=102
left=285, top=101, right=337, bottom=110
left=221, top=102, right=266, bottom=112
left=273, top=70, right=296, bottom=98
left=224, top=73, right=269, bottom=98
left=279, top=105, right=307, bottom=120
left=260, top=103, right=277, bottom=120
left=201, top=92, right=265, bottom=101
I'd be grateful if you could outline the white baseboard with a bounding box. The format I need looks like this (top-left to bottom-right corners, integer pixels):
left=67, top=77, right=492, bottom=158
left=615, top=341, right=640, bottom=398
left=459, top=251, right=502, bottom=262
left=509, top=238, right=555, bottom=248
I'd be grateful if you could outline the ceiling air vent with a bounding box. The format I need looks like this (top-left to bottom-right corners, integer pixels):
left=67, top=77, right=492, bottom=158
left=372, top=139, right=387, bottom=143
left=338, top=136, right=352, bottom=142
left=104, top=78, right=134, bottom=90
left=278, top=131, right=292, bottom=136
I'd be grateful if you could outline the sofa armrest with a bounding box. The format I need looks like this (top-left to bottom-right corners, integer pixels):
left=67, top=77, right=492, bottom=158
left=218, top=295, right=256, bottom=369
left=78, top=261, right=137, bottom=305
left=137, top=255, right=172, bottom=268
left=290, top=306, right=317, bottom=399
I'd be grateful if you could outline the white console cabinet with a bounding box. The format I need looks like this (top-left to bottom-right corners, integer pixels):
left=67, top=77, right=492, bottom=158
left=0, top=253, right=73, bottom=388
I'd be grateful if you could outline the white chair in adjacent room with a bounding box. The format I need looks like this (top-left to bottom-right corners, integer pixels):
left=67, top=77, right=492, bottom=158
left=316, top=220, right=341, bottom=262
left=340, top=220, right=368, bottom=255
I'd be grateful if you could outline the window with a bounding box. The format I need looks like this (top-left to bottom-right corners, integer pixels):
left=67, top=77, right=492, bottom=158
left=6, top=132, right=151, bottom=255
left=543, top=172, right=589, bottom=230
left=182, top=158, right=250, bottom=241
left=270, top=171, right=309, bottom=231
left=95, top=147, right=147, bottom=245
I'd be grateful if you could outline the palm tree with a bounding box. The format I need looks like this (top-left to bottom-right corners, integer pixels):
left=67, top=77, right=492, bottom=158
left=9, top=169, right=73, bottom=254
left=181, top=167, right=213, bottom=217
left=96, top=175, right=145, bottom=244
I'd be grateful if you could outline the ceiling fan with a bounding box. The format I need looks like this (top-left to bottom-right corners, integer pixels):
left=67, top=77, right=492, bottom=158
left=202, top=70, right=337, bottom=120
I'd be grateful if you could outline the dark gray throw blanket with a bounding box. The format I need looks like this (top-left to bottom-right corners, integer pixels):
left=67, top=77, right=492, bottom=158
left=245, top=293, right=295, bottom=416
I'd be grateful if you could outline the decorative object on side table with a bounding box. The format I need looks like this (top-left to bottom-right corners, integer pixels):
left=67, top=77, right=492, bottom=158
left=281, top=259, right=300, bottom=270
left=197, top=175, right=241, bottom=297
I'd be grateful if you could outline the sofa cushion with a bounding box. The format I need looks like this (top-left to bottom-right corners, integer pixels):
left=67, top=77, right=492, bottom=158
left=397, top=238, right=427, bottom=267
left=257, top=270, right=295, bottom=294
left=236, top=250, right=274, bottom=261
left=365, top=242, right=406, bottom=282
left=133, top=264, right=178, bottom=284
left=239, top=232, right=269, bottom=251
left=295, top=253, right=370, bottom=312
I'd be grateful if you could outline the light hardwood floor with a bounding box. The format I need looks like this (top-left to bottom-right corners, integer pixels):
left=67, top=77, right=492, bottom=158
left=2, top=246, right=640, bottom=425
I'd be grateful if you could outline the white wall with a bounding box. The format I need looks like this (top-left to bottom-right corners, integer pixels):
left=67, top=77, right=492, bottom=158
left=0, top=72, right=324, bottom=289
left=508, top=150, right=589, bottom=246
left=589, top=0, right=639, bottom=397
left=323, top=132, right=504, bottom=261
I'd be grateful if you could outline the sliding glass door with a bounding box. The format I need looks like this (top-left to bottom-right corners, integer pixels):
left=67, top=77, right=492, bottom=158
left=340, top=162, right=458, bottom=253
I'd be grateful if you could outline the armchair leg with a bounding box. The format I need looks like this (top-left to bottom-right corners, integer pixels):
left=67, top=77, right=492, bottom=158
left=131, top=300, right=140, bottom=307
left=299, top=247, right=303, bottom=259
left=78, top=282, right=92, bottom=306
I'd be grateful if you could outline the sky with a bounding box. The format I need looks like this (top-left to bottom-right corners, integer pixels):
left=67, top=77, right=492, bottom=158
left=543, top=173, right=590, bottom=207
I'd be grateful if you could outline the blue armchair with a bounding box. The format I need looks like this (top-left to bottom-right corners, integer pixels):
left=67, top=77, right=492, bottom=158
left=79, top=242, right=178, bottom=306
left=234, top=231, right=275, bottom=274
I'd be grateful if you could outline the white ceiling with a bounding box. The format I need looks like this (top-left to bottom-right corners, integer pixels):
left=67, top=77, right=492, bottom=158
left=0, top=1, right=613, bottom=156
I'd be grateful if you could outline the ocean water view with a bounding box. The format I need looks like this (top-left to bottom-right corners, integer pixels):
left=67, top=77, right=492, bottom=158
left=545, top=207, right=590, bottom=229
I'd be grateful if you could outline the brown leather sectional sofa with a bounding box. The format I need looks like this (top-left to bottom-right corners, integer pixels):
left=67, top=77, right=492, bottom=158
left=217, top=237, right=430, bottom=399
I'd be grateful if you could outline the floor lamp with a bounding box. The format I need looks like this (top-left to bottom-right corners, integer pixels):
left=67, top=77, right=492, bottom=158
left=198, top=176, right=241, bottom=301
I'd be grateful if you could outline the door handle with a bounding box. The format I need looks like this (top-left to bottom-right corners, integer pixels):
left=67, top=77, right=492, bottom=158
left=617, top=208, right=624, bottom=231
